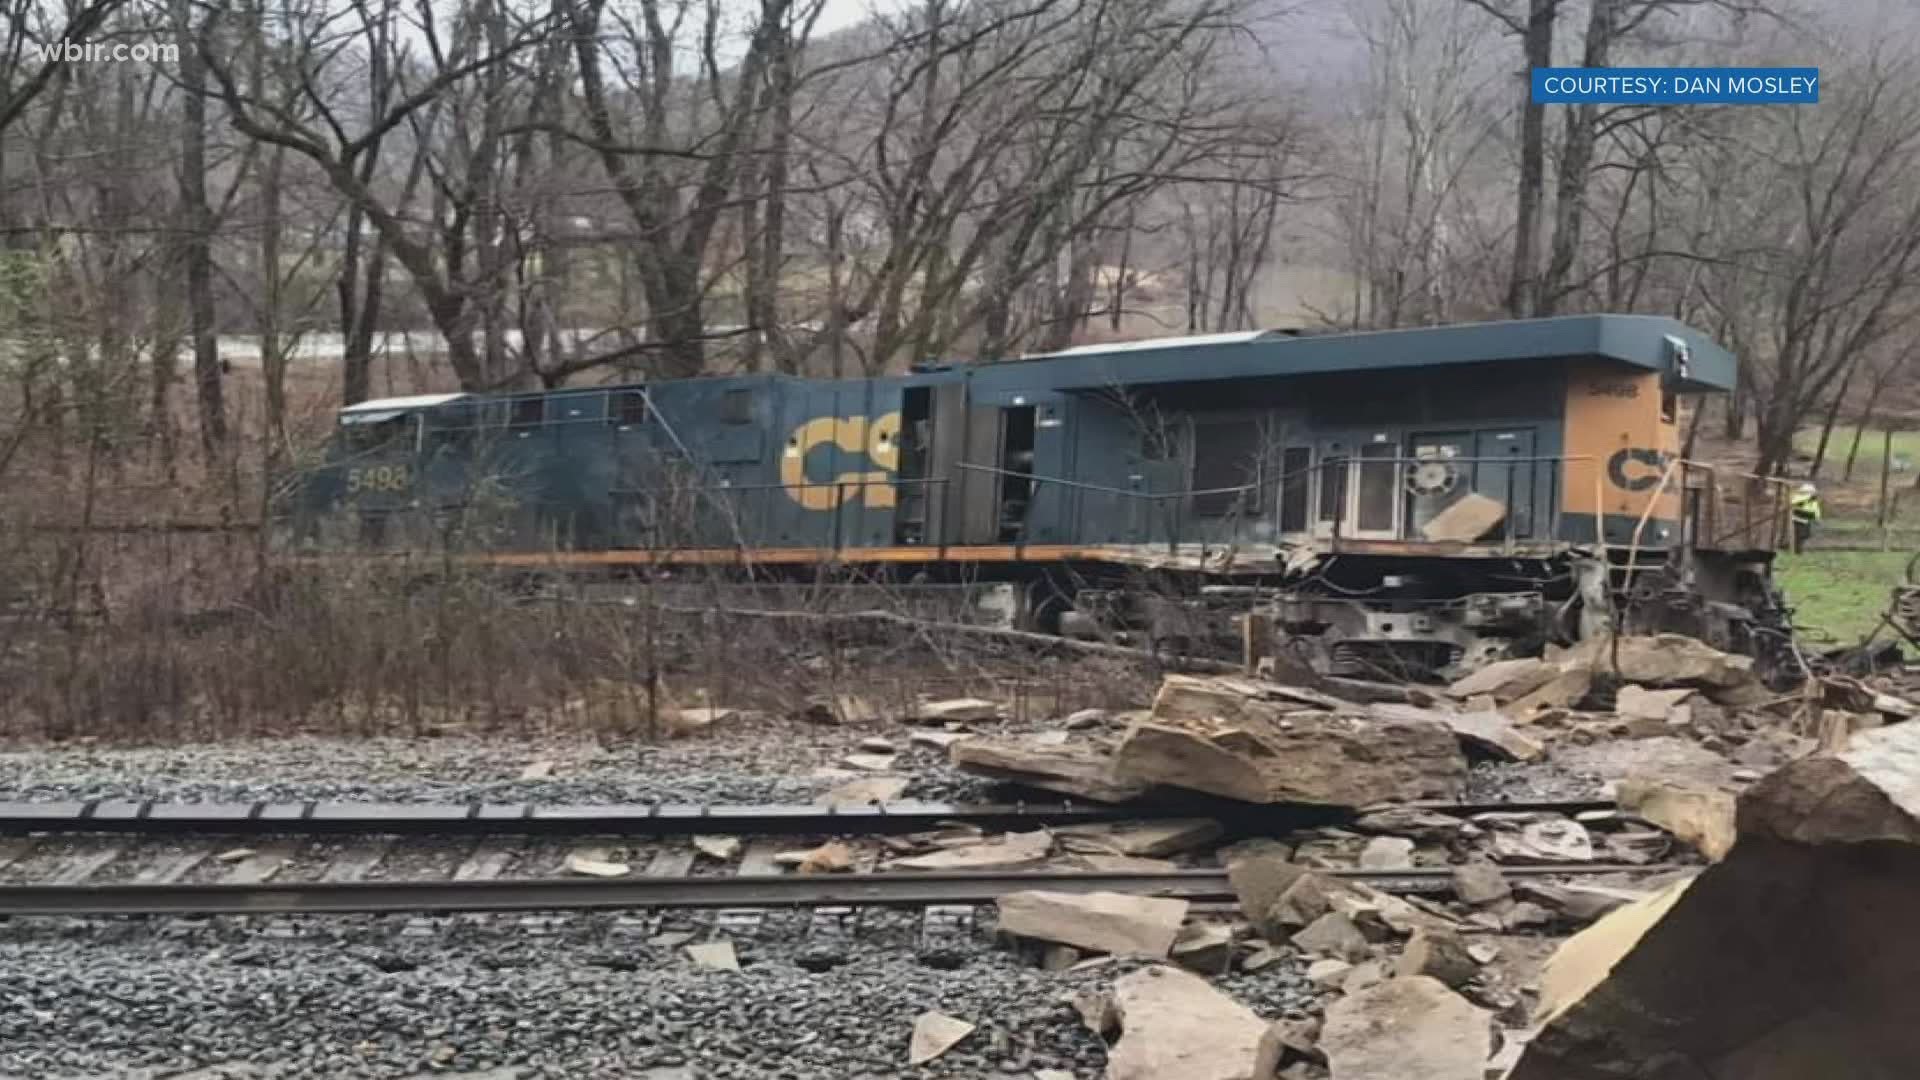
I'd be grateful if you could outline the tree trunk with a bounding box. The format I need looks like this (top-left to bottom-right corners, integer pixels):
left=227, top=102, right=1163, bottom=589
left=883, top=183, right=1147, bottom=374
left=260, top=142, right=287, bottom=468
left=1723, top=372, right=1747, bottom=440
left=1505, top=0, right=1556, bottom=318
left=1844, top=405, right=1875, bottom=481
left=175, top=0, right=226, bottom=455
left=1809, top=355, right=1860, bottom=480
left=1537, top=0, right=1613, bottom=316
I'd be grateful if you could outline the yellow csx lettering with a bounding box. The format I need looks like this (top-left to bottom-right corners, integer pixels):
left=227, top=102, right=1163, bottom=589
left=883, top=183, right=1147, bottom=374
left=780, top=412, right=901, bottom=510
left=346, top=464, right=412, bottom=494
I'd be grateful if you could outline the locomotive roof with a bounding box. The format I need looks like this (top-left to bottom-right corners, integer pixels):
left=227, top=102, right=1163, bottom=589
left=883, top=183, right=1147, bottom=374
left=998, top=314, right=1734, bottom=394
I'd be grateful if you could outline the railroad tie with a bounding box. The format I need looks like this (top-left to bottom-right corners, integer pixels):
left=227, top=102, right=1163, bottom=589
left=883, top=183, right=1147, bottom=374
left=0, top=836, right=35, bottom=876
left=320, top=840, right=391, bottom=883
left=713, top=840, right=782, bottom=938
left=50, top=843, right=124, bottom=886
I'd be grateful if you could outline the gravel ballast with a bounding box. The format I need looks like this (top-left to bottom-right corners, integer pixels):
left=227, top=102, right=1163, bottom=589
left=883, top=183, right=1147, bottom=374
left=0, top=911, right=1320, bottom=1079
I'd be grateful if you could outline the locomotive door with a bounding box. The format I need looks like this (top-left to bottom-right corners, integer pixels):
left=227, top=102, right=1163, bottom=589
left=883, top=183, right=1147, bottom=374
left=927, top=382, right=1005, bottom=546
left=1313, top=432, right=1401, bottom=540
left=1474, top=428, right=1536, bottom=540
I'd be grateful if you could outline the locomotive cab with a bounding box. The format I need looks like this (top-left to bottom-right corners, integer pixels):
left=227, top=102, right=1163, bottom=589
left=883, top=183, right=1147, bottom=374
left=278, top=393, right=474, bottom=550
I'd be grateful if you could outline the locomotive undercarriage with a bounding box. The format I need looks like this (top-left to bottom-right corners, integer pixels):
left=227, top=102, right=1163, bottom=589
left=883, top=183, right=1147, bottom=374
left=1050, top=546, right=1791, bottom=683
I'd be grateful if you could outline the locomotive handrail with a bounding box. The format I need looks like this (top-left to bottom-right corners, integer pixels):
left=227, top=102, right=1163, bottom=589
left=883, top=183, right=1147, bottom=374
left=954, top=454, right=1601, bottom=553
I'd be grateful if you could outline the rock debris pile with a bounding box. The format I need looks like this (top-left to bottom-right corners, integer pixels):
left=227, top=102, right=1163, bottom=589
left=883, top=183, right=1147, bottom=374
left=927, top=633, right=1920, bottom=1079
left=7, top=634, right=1920, bottom=1079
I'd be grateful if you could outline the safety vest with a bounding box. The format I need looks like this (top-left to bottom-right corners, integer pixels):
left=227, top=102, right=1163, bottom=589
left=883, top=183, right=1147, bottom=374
left=1791, top=493, right=1822, bottom=522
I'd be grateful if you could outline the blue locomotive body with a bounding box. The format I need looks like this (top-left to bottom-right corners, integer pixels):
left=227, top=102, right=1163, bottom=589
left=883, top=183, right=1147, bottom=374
left=279, top=315, right=1789, bottom=674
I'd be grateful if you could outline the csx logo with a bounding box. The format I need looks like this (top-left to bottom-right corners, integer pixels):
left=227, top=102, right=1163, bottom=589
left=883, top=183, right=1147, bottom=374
left=780, top=412, right=901, bottom=510
left=1607, top=447, right=1669, bottom=491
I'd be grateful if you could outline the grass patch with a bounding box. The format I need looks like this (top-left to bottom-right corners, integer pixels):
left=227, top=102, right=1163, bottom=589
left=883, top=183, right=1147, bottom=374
left=1774, top=549, right=1915, bottom=644
left=1793, top=426, right=1920, bottom=474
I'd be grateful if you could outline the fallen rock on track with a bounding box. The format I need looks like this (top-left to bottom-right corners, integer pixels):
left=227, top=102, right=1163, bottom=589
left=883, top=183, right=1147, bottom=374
left=1055, top=819, right=1224, bottom=858
left=889, top=829, right=1052, bottom=871
left=1320, top=976, right=1490, bottom=1080
left=1104, top=965, right=1269, bottom=1080
left=949, top=735, right=1151, bottom=803
left=1512, top=720, right=1920, bottom=1079
left=1111, top=675, right=1467, bottom=806
left=995, top=891, right=1190, bottom=959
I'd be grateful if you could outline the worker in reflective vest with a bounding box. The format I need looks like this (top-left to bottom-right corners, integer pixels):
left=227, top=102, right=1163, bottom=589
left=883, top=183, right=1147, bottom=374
left=1791, top=482, right=1822, bottom=553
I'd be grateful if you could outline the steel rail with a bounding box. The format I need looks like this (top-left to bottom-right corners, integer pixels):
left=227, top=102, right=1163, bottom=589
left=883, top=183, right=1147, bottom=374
left=0, top=797, right=1618, bottom=838
left=0, top=863, right=1680, bottom=917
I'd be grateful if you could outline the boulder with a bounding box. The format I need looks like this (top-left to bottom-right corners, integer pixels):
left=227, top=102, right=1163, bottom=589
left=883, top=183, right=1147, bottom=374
left=1616, top=775, right=1739, bottom=861
left=1446, top=657, right=1555, bottom=702
left=1394, top=927, right=1480, bottom=989
left=1290, top=911, right=1372, bottom=963
left=1352, top=807, right=1466, bottom=843
left=1449, top=859, right=1510, bottom=906
left=1113, top=676, right=1466, bottom=806
left=1504, top=665, right=1593, bottom=718
left=1440, top=709, right=1545, bottom=762
left=1513, top=722, right=1920, bottom=1079
left=1153, top=672, right=1357, bottom=718
left=816, top=775, right=911, bottom=807
left=1105, top=966, right=1269, bottom=1080
left=1305, top=958, right=1353, bottom=989
left=1170, top=923, right=1235, bottom=974
left=1321, top=976, right=1491, bottom=1080
left=1559, top=633, right=1757, bottom=690
left=996, top=890, right=1189, bottom=958
left=1254, top=1018, right=1325, bottom=1074
left=1615, top=684, right=1694, bottom=722
left=950, top=736, right=1151, bottom=803
left=1226, top=844, right=1309, bottom=937
left=1357, top=836, right=1414, bottom=869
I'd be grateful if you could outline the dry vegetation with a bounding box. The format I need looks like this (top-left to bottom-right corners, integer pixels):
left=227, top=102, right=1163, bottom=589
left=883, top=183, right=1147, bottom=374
left=0, top=525, right=1161, bottom=744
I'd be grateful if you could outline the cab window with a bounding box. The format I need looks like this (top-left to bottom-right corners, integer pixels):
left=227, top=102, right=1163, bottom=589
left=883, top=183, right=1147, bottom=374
left=339, top=413, right=417, bottom=455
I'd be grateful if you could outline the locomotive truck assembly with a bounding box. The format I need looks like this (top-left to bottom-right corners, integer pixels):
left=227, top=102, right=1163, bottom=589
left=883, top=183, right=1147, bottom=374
left=276, top=314, right=1797, bottom=680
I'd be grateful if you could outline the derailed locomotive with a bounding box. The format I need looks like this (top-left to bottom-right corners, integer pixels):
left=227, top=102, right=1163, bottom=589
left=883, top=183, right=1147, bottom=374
left=277, top=314, right=1796, bottom=679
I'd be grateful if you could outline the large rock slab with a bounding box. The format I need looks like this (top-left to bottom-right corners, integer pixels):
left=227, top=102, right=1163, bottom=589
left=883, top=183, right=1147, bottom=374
left=1446, top=656, right=1556, bottom=702
left=1512, top=722, right=1920, bottom=1080
left=1556, top=633, right=1757, bottom=689
left=1371, top=701, right=1543, bottom=762
left=950, top=736, right=1150, bottom=803
left=1112, top=676, right=1466, bottom=806
left=1321, top=976, right=1490, bottom=1080
left=996, top=890, right=1189, bottom=958
left=1105, top=966, right=1268, bottom=1080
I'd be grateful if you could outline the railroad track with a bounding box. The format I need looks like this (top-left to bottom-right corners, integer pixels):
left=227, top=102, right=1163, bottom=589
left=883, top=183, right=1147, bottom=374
left=0, top=796, right=1667, bottom=920
left=0, top=864, right=1680, bottom=917
left=0, top=796, right=1617, bottom=837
